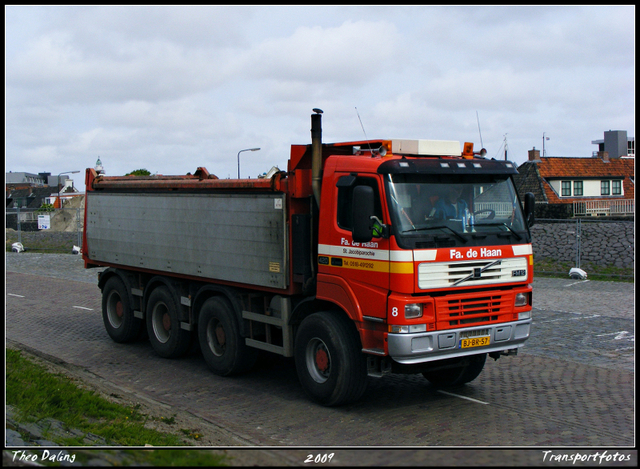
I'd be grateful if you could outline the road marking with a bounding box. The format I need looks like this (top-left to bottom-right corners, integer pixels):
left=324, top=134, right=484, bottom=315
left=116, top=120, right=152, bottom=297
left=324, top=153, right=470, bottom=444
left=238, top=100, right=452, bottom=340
left=437, top=390, right=489, bottom=405
left=8, top=293, right=25, bottom=298
left=73, top=306, right=94, bottom=311
left=536, top=313, right=601, bottom=324
left=596, top=331, right=632, bottom=340
left=567, top=314, right=600, bottom=320
left=565, top=279, right=590, bottom=287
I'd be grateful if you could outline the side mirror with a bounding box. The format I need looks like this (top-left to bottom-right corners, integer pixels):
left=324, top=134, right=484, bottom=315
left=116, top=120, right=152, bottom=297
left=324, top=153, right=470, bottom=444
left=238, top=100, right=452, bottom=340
left=524, top=192, right=535, bottom=227
left=352, top=185, right=375, bottom=243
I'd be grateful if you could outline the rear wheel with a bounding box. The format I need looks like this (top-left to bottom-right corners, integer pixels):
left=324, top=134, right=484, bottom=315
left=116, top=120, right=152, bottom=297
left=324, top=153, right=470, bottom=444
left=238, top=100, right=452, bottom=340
left=294, top=311, right=368, bottom=406
left=146, top=286, right=191, bottom=358
left=198, top=297, right=257, bottom=376
left=422, top=353, right=487, bottom=387
left=102, top=276, right=142, bottom=343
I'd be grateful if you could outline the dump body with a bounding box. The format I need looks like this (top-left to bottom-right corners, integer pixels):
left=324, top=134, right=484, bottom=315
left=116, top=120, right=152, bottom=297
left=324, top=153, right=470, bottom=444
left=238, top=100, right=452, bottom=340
left=85, top=192, right=288, bottom=289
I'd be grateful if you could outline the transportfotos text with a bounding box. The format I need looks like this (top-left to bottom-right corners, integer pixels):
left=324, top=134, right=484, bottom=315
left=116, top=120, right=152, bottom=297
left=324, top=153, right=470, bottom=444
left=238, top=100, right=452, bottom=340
left=541, top=450, right=632, bottom=464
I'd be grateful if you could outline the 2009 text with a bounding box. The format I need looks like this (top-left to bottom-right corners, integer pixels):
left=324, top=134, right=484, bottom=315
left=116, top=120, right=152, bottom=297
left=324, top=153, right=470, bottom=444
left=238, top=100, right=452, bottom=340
left=304, top=453, right=335, bottom=464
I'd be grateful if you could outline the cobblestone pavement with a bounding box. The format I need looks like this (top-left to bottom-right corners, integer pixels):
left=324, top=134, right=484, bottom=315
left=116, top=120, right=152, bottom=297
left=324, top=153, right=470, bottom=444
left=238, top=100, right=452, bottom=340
left=5, top=253, right=637, bottom=466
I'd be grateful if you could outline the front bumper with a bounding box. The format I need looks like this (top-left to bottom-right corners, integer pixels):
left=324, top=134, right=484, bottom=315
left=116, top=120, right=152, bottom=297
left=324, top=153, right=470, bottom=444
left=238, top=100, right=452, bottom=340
left=387, top=319, right=531, bottom=365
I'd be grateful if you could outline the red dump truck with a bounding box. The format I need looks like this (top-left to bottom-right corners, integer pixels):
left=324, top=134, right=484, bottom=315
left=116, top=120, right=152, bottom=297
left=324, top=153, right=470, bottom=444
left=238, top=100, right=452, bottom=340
left=83, top=109, right=535, bottom=406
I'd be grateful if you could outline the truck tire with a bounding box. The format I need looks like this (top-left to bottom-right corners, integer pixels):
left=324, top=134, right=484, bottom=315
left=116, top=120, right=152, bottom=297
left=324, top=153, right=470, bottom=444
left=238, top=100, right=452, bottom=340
left=198, top=297, right=257, bottom=376
left=146, top=286, right=191, bottom=359
left=102, top=276, right=143, bottom=343
left=294, top=311, right=368, bottom=406
left=422, top=353, right=487, bottom=387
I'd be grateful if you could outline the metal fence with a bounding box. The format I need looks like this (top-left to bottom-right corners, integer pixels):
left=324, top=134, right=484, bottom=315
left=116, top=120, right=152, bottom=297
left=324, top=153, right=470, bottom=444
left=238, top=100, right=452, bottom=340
left=573, top=199, right=634, bottom=217
left=473, top=202, right=513, bottom=218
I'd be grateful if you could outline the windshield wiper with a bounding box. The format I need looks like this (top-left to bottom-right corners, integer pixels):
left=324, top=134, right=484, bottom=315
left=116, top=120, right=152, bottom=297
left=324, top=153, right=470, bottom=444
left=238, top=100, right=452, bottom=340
left=402, top=225, right=467, bottom=244
left=475, top=222, right=523, bottom=240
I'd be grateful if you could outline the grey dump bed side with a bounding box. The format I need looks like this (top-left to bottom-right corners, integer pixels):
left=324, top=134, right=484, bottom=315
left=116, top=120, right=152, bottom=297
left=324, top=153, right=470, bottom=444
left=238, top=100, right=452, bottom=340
left=85, top=192, right=288, bottom=289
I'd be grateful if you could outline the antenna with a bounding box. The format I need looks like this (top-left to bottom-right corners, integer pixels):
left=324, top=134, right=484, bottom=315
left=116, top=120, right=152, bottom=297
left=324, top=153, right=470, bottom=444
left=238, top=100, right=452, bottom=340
left=355, top=107, right=374, bottom=153
left=504, top=133, right=508, bottom=161
left=476, top=111, right=484, bottom=149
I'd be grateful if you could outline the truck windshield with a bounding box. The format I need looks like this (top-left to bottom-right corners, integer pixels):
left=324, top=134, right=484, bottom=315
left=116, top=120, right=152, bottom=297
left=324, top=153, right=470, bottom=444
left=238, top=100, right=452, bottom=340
left=385, top=174, right=529, bottom=248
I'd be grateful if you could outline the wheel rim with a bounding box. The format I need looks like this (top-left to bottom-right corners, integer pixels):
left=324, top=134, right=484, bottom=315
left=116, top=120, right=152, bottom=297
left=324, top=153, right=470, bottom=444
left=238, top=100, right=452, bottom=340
left=106, top=290, right=124, bottom=328
left=151, top=302, right=171, bottom=344
left=305, top=337, right=331, bottom=384
left=206, top=318, right=226, bottom=357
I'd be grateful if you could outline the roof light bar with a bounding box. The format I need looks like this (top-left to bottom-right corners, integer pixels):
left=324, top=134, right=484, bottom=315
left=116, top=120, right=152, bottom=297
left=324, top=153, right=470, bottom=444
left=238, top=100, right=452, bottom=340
left=391, top=139, right=461, bottom=156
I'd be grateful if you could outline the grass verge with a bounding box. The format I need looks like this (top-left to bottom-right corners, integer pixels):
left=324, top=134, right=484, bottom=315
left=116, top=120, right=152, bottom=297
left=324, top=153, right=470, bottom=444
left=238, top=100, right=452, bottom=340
left=6, top=348, right=228, bottom=466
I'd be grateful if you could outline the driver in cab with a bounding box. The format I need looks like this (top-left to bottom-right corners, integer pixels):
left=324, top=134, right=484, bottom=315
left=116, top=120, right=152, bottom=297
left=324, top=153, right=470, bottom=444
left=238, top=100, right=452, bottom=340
left=433, top=186, right=467, bottom=219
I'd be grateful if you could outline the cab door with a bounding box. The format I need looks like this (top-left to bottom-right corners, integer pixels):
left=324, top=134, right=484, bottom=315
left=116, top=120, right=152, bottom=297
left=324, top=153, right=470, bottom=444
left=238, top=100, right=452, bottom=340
left=317, top=173, right=390, bottom=320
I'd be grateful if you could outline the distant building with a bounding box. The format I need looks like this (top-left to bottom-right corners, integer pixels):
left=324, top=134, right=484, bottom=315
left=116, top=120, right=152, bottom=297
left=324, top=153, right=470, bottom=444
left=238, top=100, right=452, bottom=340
left=6, top=171, right=51, bottom=186
left=95, top=157, right=105, bottom=175
left=6, top=171, right=77, bottom=190
left=591, top=130, right=634, bottom=158
left=514, top=141, right=634, bottom=218
left=6, top=171, right=80, bottom=210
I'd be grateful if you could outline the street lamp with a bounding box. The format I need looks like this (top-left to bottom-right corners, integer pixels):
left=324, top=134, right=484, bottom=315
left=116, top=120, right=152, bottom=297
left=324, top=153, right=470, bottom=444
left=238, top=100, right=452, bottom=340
left=237, top=148, right=261, bottom=179
left=57, top=171, right=80, bottom=209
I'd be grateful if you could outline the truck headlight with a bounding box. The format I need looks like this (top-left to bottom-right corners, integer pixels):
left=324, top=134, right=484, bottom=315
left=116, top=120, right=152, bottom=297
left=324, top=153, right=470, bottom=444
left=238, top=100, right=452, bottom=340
left=514, top=292, right=528, bottom=307
left=404, top=303, right=423, bottom=319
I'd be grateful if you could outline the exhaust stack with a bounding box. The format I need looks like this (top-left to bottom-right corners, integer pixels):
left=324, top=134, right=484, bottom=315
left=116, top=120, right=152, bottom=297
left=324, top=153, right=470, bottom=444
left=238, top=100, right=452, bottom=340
left=311, top=108, right=323, bottom=207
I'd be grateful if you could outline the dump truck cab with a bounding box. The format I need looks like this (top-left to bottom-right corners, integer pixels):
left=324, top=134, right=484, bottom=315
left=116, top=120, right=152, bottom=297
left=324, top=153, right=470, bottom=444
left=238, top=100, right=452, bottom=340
left=292, top=132, right=534, bottom=388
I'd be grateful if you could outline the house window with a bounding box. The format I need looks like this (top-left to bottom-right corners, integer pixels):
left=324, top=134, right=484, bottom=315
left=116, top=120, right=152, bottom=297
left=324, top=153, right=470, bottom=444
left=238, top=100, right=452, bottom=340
left=612, top=180, right=622, bottom=195
left=561, top=181, right=571, bottom=197
left=601, top=180, right=610, bottom=195
left=573, top=181, right=583, bottom=196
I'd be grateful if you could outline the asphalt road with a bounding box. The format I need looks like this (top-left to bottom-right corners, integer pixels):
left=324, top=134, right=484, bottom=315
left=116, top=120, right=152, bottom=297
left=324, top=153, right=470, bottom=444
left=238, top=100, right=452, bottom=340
left=5, top=253, right=636, bottom=466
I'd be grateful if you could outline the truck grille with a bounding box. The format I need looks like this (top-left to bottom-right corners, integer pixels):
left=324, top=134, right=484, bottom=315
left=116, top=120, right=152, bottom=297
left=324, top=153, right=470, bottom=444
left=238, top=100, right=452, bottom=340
left=418, top=257, right=528, bottom=290
left=435, top=291, right=516, bottom=330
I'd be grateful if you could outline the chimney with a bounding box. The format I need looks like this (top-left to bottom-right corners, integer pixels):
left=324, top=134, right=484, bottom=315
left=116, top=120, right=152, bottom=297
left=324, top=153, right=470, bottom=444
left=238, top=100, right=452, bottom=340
left=598, top=151, right=610, bottom=162
left=528, top=147, right=541, bottom=162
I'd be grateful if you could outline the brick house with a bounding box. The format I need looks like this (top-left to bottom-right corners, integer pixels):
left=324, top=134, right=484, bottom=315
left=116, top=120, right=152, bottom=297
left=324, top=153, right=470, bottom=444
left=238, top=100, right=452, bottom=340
left=514, top=149, right=634, bottom=218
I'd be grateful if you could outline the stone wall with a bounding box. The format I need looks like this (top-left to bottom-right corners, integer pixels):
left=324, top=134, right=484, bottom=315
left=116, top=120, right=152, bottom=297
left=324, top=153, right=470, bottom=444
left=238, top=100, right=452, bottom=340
left=531, top=220, right=634, bottom=269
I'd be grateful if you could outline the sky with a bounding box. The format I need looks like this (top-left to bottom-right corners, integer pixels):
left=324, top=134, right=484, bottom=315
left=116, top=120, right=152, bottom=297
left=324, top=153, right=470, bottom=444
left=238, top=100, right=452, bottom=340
left=5, top=5, right=635, bottom=193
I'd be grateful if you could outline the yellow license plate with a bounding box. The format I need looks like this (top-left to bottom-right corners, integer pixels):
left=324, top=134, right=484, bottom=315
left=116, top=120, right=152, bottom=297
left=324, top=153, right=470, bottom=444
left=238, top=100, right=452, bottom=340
left=460, top=336, right=490, bottom=348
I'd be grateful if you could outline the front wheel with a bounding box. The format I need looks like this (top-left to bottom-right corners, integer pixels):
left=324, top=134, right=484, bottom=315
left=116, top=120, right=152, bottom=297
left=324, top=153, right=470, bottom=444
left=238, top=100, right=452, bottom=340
left=422, top=353, right=487, bottom=387
left=294, top=312, right=368, bottom=406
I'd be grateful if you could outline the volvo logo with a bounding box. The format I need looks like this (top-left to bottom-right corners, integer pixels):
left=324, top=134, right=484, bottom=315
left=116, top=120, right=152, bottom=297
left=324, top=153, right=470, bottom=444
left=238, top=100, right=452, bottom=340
left=454, top=260, right=502, bottom=286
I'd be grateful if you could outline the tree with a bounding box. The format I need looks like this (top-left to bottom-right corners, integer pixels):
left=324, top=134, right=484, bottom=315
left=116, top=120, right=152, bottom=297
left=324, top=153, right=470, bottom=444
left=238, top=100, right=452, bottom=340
left=36, top=203, right=55, bottom=213
left=125, top=169, right=151, bottom=176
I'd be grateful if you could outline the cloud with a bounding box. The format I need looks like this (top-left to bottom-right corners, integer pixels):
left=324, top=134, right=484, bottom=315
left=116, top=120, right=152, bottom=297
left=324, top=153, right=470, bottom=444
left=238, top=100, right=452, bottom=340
left=8, top=33, right=231, bottom=105
left=4, top=5, right=634, bottom=192
left=238, top=20, right=398, bottom=87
